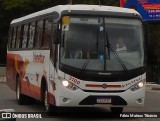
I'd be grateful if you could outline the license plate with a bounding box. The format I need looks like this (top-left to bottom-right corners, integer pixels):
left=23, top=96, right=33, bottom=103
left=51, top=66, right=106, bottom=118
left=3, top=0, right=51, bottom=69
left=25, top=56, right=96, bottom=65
left=97, top=98, right=111, bottom=104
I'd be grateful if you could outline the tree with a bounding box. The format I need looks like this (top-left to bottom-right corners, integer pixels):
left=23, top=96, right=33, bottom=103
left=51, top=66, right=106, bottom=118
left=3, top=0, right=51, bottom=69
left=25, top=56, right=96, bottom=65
left=0, top=0, right=119, bottom=65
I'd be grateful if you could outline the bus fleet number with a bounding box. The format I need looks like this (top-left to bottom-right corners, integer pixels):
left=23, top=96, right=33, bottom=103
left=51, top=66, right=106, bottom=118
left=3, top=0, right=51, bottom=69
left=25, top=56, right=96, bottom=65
left=69, top=76, right=80, bottom=85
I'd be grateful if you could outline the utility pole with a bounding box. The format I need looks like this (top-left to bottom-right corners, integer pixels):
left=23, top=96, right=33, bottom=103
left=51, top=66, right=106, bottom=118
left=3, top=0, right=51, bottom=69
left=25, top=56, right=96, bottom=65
left=67, top=0, right=72, bottom=5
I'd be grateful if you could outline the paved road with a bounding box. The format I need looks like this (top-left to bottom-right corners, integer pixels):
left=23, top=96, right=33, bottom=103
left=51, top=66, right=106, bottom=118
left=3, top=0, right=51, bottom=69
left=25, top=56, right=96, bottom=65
left=0, top=83, right=160, bottom=121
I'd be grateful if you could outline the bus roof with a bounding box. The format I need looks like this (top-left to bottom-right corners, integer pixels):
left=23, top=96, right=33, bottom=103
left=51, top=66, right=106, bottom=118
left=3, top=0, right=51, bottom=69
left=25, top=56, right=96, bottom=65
left=11, top=5, right=140, bottom=24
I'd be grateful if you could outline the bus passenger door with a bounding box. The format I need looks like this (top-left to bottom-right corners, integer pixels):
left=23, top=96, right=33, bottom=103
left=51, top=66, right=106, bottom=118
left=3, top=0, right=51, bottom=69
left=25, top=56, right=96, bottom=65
left=48, top=43, right=58, bottom=105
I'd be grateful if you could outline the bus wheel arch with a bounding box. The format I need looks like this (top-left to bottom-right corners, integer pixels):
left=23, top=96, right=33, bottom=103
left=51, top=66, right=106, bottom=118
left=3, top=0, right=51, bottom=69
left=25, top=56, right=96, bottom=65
left=16, top=74, right=25, bottom=105
left=41, top=76, right=57, bottom=115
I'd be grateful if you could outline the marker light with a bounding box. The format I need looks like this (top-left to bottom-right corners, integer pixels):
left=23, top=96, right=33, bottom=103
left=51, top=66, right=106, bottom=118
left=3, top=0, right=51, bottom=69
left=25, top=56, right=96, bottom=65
left=62, top=80, right=69, bottom=87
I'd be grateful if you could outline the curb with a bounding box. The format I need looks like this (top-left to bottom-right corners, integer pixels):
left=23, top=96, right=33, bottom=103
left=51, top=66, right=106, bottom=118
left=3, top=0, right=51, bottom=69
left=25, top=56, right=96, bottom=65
left=146, top=83, right=160, bottom=91
left=0, top=77, right=6, bottom=82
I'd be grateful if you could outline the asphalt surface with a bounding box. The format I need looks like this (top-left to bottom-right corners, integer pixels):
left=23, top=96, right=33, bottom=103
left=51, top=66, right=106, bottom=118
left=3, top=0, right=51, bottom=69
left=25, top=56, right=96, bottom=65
left=0, top=83, right=160, bottom=121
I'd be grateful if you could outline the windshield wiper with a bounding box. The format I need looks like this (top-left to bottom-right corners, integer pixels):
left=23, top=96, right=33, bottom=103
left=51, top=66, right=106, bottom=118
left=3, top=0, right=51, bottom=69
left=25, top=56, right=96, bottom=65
left=81, top=58, right=90, bottom=74
left=104, top=20, right=127, bottom=71
left=107, top=43, right=127, bottom=71
left=80, top=30, right=99, bottom=74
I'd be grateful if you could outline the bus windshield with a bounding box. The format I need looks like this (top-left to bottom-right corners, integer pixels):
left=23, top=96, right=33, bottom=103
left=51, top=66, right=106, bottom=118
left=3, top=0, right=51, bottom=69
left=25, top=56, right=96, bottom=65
left=60, top=16, right=144, bottom=72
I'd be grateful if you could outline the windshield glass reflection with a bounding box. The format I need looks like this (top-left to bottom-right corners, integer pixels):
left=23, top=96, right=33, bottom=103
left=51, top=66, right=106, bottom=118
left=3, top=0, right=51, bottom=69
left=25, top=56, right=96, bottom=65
left=60, top=16, right=144, bottom=72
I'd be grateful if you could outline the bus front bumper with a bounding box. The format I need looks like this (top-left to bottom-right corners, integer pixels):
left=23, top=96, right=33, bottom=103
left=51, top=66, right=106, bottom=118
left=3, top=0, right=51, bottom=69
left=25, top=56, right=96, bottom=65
left=55, top=85, right=145, bottom=108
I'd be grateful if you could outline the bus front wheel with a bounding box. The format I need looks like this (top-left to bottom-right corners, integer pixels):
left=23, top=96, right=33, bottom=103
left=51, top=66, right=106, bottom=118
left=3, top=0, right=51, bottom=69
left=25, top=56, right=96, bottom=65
left=44, top=88, right=57, bottom=115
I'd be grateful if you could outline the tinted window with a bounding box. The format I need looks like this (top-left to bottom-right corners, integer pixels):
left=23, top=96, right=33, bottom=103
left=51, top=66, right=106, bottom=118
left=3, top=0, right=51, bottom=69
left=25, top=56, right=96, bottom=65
left=8, top=28, right=13, bottom=48
left=22, top=24, right=29, bottom=48
left=16, top=26, right=22, bottom=48
left=35, top=20, right=44, bottom=48
left=28, top=22, right=36, bottom=48
left=11, top=27, right=17, bottom=48
left=42, top=18, right=52, bottom=48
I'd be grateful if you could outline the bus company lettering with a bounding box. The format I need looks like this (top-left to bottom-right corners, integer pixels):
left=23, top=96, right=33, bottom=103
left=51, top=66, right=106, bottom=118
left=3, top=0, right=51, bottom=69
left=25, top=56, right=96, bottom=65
left=69, top=76, right=80, bottom=85
left=33, top=53, right=45, bottom=63
left=122, top=78, right=141, bottom=87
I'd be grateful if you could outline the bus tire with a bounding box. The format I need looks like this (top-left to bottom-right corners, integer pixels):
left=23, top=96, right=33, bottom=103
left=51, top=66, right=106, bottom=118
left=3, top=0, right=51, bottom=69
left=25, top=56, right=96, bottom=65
left=44, top=87, right=57, bottom=115
left=110, top=107, right=123, bottom=113
left=16, top=76, right=25, bottom=105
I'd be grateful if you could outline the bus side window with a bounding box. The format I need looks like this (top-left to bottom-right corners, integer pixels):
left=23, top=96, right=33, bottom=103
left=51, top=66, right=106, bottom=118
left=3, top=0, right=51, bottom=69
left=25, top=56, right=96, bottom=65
left=16, top=26, right=22, bottom=49
left=28, top=22, right=36, bottom=48
left=19, top=25, right=24, bottom=48
left=11, top=27, right=17, bottom=48
left=22, top=24, right=29, bottom=49
left=35, top=20, right=44, bottom=48
left=8, top=27, right=13, bottom=48
left=42, top=18, right=52, bottom=48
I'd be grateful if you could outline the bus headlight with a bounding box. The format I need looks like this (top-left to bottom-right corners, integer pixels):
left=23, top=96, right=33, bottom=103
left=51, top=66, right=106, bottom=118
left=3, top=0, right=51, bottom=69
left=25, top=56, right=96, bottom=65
left=138, top=82, right=144, bottom=88
left=62, top=80, right=69, bottom=87
left=61, top=80, right=79, bottom=91
left=129, top=80, right=145, bottom=91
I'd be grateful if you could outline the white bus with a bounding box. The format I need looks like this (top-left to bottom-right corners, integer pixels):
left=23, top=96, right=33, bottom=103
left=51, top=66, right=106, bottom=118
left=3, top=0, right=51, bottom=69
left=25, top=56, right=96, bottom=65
left=7, top=5, right=146, bottom=113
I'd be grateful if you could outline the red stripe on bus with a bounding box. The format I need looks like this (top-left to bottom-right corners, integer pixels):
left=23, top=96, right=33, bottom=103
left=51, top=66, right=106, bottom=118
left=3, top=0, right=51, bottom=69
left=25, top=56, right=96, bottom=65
left=86, top=84, right=121, bottom=88
left=86, top=84, right=102, bottom=88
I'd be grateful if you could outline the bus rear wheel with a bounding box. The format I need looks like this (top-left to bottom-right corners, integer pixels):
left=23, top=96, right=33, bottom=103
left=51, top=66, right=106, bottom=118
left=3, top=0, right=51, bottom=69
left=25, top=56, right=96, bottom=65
left=44, top=88, right=57, bottom=115
left=110, top=107, right=123, bottom=113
